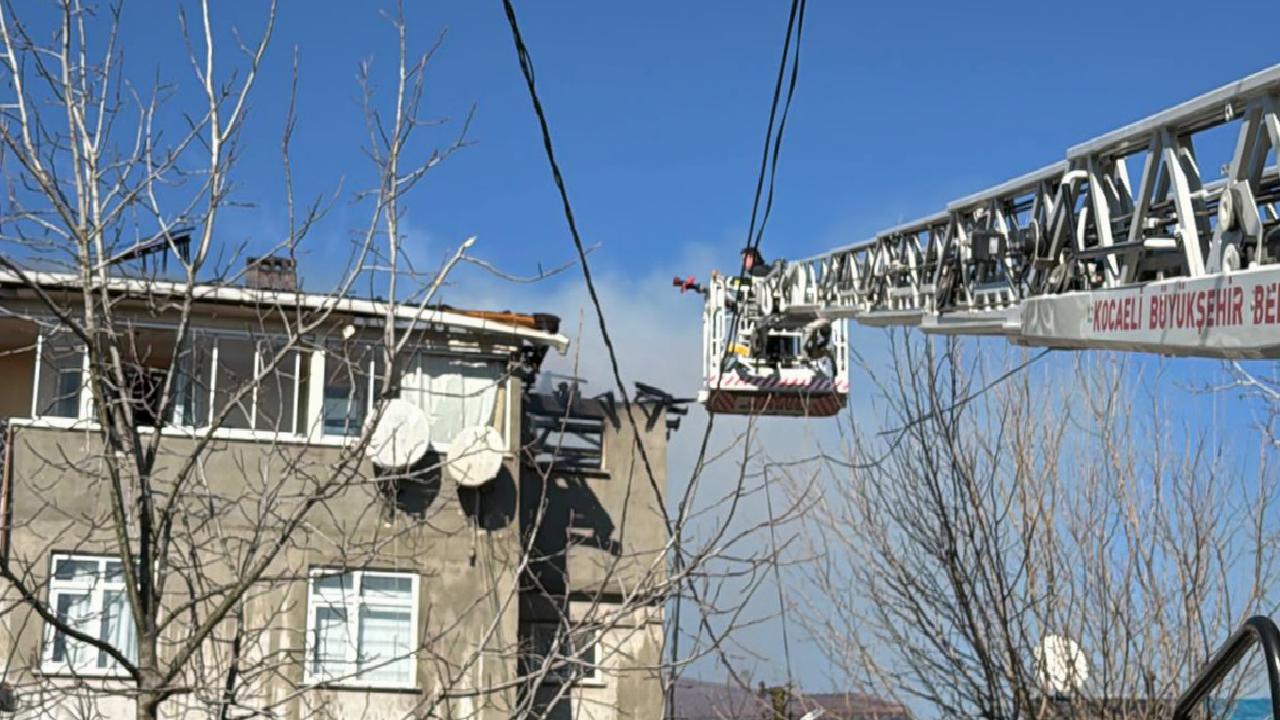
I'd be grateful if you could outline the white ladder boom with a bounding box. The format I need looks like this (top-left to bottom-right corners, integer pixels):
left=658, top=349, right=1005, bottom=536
left=744, top=62, right=1280, bottom=360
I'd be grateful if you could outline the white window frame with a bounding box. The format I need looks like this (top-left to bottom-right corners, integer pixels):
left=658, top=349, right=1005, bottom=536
left=26, top=325, right=310, bottom=440
left=41, top=553, right=136, bottom=676
left=319, top=343, right=379, bottom=439
left=30, top=331, right=89, bottom=422
left=200, top=334, right=306, bottom=436
left=304, top=568, right=419, bottom=689
left=318, top=345, right=507, bottom=449
left=527, top=622, right=601, bottom=686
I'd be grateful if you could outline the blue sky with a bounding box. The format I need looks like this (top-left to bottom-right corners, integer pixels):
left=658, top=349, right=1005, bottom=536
left=92, top=0, right=1280, bottom=292
left=21, top=0, right=1280, bottom=701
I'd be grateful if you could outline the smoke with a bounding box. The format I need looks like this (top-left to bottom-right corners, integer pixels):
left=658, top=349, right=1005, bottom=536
left=438, top=240, right=870, bottom=492
left=439, top=241, right=877, bottom=687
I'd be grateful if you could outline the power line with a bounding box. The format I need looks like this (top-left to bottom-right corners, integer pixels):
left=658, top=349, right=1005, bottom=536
left=745, top=0, right=807, bottom=256
left=737, top=0, right=807, bottom=698
left=496, top=10, right=738, bottom=712
left=722, top=0, right=806, bottom=363
left=691, top=0, right=809, bottom=706
left=500, top=2, right=811, bottom=716
left=499, top=0, right=664, bottom=512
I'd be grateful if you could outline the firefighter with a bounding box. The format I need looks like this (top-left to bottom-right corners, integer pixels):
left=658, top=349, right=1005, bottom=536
left=804, top=320, right=835, bottom=377
left=742, top=246, right=768, bottom=277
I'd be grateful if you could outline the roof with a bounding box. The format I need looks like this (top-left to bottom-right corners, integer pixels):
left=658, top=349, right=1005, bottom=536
left=670, top=678, right=910, bottom=720
left=0, top=269, right=569, bottom=353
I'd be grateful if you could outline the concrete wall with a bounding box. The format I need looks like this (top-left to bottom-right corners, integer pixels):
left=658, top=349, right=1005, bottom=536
left=566, top=403, right=668, bottom=599
left=521, top=400, right=669, bottom=599
left=519, top=399, right=669, bottom=720
left=529, top=602, right=664, bottom=720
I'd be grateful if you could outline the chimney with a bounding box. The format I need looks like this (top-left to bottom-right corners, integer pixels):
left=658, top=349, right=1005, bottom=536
left=245, top=256, right=297, bottom=292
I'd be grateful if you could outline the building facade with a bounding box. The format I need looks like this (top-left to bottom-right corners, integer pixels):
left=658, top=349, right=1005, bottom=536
left=0, top=268, right=671, bottom=720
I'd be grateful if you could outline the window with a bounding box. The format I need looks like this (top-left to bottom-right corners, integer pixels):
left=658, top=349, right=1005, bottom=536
left=306, top=569, right=418, bottom=687
left=322, top=342, right=381, bottom=436
left=254, top=340, right=303, bottom=433
left=522, top=622, right=599, bottom=684
left=211, top=337, right=256, bottom=429
left=322, top=345, right=504, bottom=448
left=112, top=328, right=201, bottom=427
left=129, top=332, right=306, bottom=433
left=172, top=336, right=212, bottom=428
left=395, top=354, right=503, bottom=450
left=28, top=328, right=306, bottom=435
left=42, top=554, right=137, bottom=674
left=34, top=333, right=85, bottom=419
left=208, top=337, right=303, bottom=433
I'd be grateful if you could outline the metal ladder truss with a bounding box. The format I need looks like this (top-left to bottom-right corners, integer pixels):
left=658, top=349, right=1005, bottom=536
left=747, top=63, right=1280, bottom=360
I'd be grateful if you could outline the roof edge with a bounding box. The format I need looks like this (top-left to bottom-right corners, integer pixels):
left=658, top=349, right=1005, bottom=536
left=0, top=270, right=570, bottom=353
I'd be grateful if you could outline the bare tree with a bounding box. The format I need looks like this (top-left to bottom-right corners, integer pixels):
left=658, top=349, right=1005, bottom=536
left=782, top=332, right=1279, bottom=720
left=0, top=1, right=505, bottom=718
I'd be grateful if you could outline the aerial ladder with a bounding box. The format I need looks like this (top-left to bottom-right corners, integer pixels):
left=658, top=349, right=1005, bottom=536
left=687, top=63, right=1280, bottom=417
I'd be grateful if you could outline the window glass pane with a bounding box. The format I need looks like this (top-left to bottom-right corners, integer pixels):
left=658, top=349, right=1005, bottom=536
left=97, top=590, right=137, bottom=669
left=296, top=354, right=310, bottom=435
left=312, top=572, right=353, bottom=599
left=36, top=334, right=83, bottom=418
left=55, top=369, right=82, bottom=417
left=255, top=342, right=298, bottom=433
left=115, top=328, right=188, bottom=427
left=572, top=630, right=597, bottom=678
left=361, top=575, right=412, bottom=603
left=323, top=342, right=377, bottom=436
left=398, top=356, right=502, bottom=450
left=211, top=337, right=254, bottom=429
left=104, top=561, right=123, bottom=582
left=173, top=336, right=212, bottom=427
left=323, top=385, right=365, bottom=436
left=50, top=592, right=93, bottom=665
left=53, top=558, right=101, bottom=583
left=312, top=606, right=350, bottom=680
left=358, top=606, right=412, bottom=684
left=394, top=351, right=425, bottom=409
left=524, top=624, right=559, bottom=679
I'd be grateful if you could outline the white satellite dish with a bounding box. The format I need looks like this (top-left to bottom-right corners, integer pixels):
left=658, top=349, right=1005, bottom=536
left=447, top=425, right=505, bottom=488
left=364, top=398, right=431, bottom=468
left=1036, top=634, right=1089, bottom=694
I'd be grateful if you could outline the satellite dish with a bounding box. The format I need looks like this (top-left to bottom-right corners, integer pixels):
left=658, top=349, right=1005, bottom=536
left=448, top=425, right=505, bottom=488
left=1036, top=635, right=1089, bottom=694
left=365, top=399, right=431, bottom=468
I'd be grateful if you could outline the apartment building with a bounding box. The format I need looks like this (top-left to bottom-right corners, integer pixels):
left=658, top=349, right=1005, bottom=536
left=0, top=264, right=673, bottom=720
